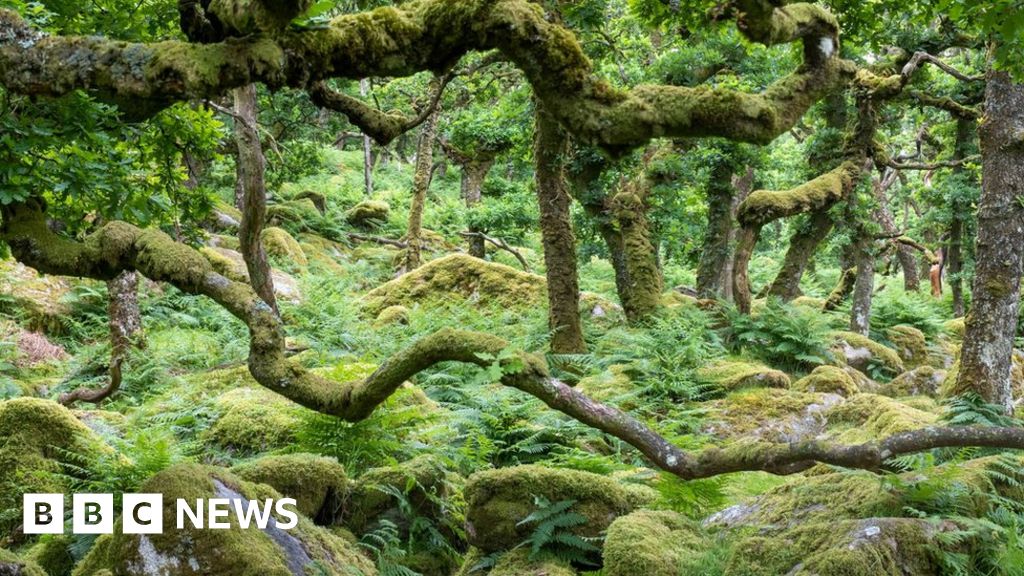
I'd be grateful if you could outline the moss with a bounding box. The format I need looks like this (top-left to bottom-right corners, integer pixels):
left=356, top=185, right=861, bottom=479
left=697, top=358, right=791, bottom=391
left=826, top=393, right=938, bottom=442
left=232, top=454, right=348, bottom=521
left=0, top=548, right=47, bottom=576
left=345, top=200, right=390, bottom=228
left=603, top=510, right=711, bottom=576
left=791, top=365, right=858, bottom=396
left=724, top=518, right=942, bottom=575
left=943, top=317, right=966, bottom=341
left=464, top=465, right=652, bottom=552
left=267, top=198, right=322, bottom=229
left=702, top=388, right=841, bottom=443
left=830, top=331, right=904, bottom=376
left=0, top=398, right=106, bottom=535
left=738, top=162, right=861, bottom=227
left=73, top=463, right=376, bottom=576
left=577, top=364, right=637, bottom=409
left=260, top=226, right=308, bottom=269
left=203, top=387, right=302, bottom=454
left=26, top=535, right=75, bottom=576
left=200, top=246, right=250, bottom=283
left=885, top=325, right=929, bottom=369
left=879, top=366, right=945, bottom=397
left=488, top=549, right=575, bottom=576
left=343, top=455, right=463, bottom=538
left=374, top=305, right=410, bottom=327
left=0, top=258, right=74, bottom=334
left=791, top=295, right=826, bottom=309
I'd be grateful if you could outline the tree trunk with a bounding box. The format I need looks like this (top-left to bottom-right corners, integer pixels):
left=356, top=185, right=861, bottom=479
left=233, top=84, right=278, bottom=314
left=462, top=158, right=495, bottom=258
left=733, top=225, right=761, bottom=314
left=360, top=78, right=374, bottom=196
left=535, top=102, right=586, bottom=353
left=59, top=270, right=142, bottom=406
left=952, top=70, right=1024, bottom=412
left=401, top=105, right=441, bottom=273
left=697, top=161, right=740, bottom=299
left=849, top=235, right=875, bottom=335
left=609, top=182, right=663, bottom=323
left=767, top=209, right=834, bottom=301
left=947, top=115, right=975, bottom=317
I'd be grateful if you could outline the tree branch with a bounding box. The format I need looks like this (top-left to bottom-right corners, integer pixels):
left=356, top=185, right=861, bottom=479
left=458, top=231, right=531, bottom=271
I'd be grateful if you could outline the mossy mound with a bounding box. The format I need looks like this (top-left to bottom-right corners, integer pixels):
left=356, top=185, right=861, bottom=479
left=203, top=387, right=302, bottom=454
left=577, top=364, right=637, bottom=409
left=791, top=295, right=826, bottom=309
left=345, top=200, right=390, bottom=228
left=363, top=254, right=545, bottom=315
left=490, top=549, right=575, bottom=576
left=830, top=331, right=904, bottom=376
left=374, top=305, right=410, bottom=327
left=201, top=246, right=303, bottom=303
left=702, top=388, right=843, bottom=443
left=342, top=455, right=463, bottom=538
left=696, top=359, right=791, bottom=391
left=791, top=365, right=859, bottom=396
left=72, top=463, right=376, bottom=576
left=885, top=325, right=929, bottom=369
left=26, top=535, right=76, bottom=576
left=603, top=510, right=711, bottom=576
left=826, top=393, right=938, bottom=443
left=0, top=259, right=74, bottom=334
left=943, top=317, right=966, bottom=340
left=0, top=548, right=47, bottom=576
left=0, top=398, right=107, bottom=535
left=207, top=200, right=242, bottom=232
left=267, top=197, right=323, bottom=228
left=297, top=234, right=348, bottom=274
left=464, top=465, right=653, bottom=553
left=260, top=226, right=309, bottom=269
left=232, top=454, right=348, bottom=521
left=724, top=517, right=945, bottom=575
left=879, top=366, right=946, bottom=397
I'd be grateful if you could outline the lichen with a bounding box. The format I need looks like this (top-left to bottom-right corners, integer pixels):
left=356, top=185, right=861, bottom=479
left=232, top=453, right=348, bottom=521
left=463, top=464, right=653, bottom=553
left=791, top=365, right=859, bottom=396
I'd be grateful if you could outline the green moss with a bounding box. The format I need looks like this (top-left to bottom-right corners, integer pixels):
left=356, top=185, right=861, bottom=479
left=260, top=226, right=308, bottom=269
left=0, top=548, right=47, bottom=576
left=345, top=200, right=390, bottom=228
left=943, top=317, right=966, bottom=341
left=830, top=331, right=904, bottom=376
left=232, top=454, right=348, bottom=520
left=791, top=365, right=858, bottom=396
left=464, top=464, right=652, bottom=552
left=26, top=535, right=75, bottom=576
left=703, top=388, right=840, bottom=442
left=879, top=366, right=945, bottom=397
left=697, top=358, right=791, bottom=391
left=73, top=463, right=376, bottom=576
left=267, top=198, right=322, bottom=229
left=577, top=364, right=637, bottom=409
left=885, top=325, right=929, bottom=369
left=603, top=509, right=713, bottom=576
left=826, top=394, right=938, bottom=442
left=203, top=387, right=302, bottom=454
left=488, top=549, right=575, bottom=576
left=374, top=305, right=410, bottom=327
left=201, top=246, right=249, bottom=283
left=0, top=398, right=106, bottom=535
left=737, top=162, right=861, bottom=227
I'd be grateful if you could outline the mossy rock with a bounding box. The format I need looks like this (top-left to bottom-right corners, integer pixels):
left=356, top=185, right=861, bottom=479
left=342, top=455, right=463, bottom=539
left=0, top=548, right=47, bottom=576
left=697, top=359, right=791, bottom=391
left=791, top=365, right=858, bottom=396
left=830, top=331, right=904, bottom=376
left=490, top=549, right=575, bottom=576
left=943, top=317, right=966, bottom=340
left=207, top=200, right=242, bottom=232
left=661, top=289, right=698, bottom=309
left=603, top=510, right=711, bottom=576
left=203, top=387, right=302, bottom=454
left=200, top=246, right=303, bottom=303
left=297, top=234, right=348, bottom=275
left=879, top=366, right=946, bottom=398
left=464, top=465, right=652, bottom=553
left=826, top=393, right=938, bottom=443
left=0, top=259, right=74, bottom=335
left=577, top=364, right=636, bottom=409
left=345, top=200, right=390, bottom=228
left=724, top=517, right=946, bottom=575
left=374, top=305, right=410, bottom=327
left=72, top=463, right=376, bottom=576
left=232, top=454, right=348, bottom=522
left=885, top=325, right=929, bottom=369
left=791, top=295, right=826, bottom=309
left=26, top=535, right=76, bottom=576
left=0, top=398, right=107, bottom=536
left=702, top=388, right=843, bottom=443
left=261, top=226, right=309, bottom=269
left=267, top=198, right=322, bottom=229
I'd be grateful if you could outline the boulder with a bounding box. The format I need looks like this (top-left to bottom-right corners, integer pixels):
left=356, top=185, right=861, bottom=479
left=463, top=465, right=653, bottom=553
left=885, top=325, right=929, bottom=369
left=374, top=305, right=410, bottom=327
left=0, top=549, right=46, bottom=576
left=825, top=394, right=938, bottom=443
left=232, top=454, right=348, bottom=522
left=345, top=200, right=390, bottom=228
left=702, top=389, right=843, bottom=443
left=260, top=227, right=308, bottom=269
left=603, top=510, right=711, bottom=576
left=830, top=331, right=904, bottom=376
left=203, top=387, right=301, bottom=454
left=696, top=359, right=791, bottom=391
left=201, top=247, right=302, bottom=303
left=0, top=259, right=74, bottom=334
left=790, top=365, right=859, bottom=397
left=879, top=366, right=946, bottom=397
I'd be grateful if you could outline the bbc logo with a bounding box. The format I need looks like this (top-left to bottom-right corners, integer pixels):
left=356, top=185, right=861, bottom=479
left=24, top=494, right=163, bottom=535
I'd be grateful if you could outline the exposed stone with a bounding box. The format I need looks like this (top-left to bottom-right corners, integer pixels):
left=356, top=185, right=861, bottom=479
left=879, top=366, right=946, bottom=397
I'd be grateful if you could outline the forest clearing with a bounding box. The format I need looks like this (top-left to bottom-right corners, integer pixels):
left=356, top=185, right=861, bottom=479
left=1, top=0, right=1024, bottom=574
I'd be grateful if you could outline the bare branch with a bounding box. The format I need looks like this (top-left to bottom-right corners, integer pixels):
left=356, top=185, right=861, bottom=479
left=458, top=232, right=531, bottom=271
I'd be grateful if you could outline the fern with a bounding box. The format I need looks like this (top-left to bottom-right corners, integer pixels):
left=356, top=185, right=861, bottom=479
left=359, top=520, right=423, bottom=576
left=515, top=496, right=601, bottom=566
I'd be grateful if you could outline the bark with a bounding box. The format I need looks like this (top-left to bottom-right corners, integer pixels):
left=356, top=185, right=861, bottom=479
left=460, top=158, right=496, bottom=258
left=609, top=177, right=663, bottom=323
left=767, top=209, right=834, bottom=301
left=233, top=83, right=278, bottom=313
left=732, top=225, right=761, bottom=313
left=822, top=266, right=857, bottom=312
left=849, top=235, right=875, bottom=335
left=400, top=104, right=441, bottom=273
left=947, top=115, right=976, bottom=317
left=360, top=78, right=374, bottom=196
left=59, top=270, right=141, bottom=406
left=534, top=102, right=586, bottom=353
left=952, top=70, right=1024, bottom=412
left=697, top=160, right=743, bottom=299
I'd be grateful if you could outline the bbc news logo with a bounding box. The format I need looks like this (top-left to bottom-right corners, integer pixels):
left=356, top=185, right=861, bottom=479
left=24, top=494, right=299, bottom=534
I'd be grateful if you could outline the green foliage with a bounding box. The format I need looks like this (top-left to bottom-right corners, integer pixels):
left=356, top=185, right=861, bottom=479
left=722, top=298, right=835, bottom=372
left=359, top=520, right=424, bottom=576
left=515, top=496, right=602, bottom=566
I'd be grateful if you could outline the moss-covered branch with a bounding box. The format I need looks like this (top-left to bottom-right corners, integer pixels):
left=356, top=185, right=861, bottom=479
left=0, top=0, right=852, bottom=149
left=737, top=161, right=862, bottom=228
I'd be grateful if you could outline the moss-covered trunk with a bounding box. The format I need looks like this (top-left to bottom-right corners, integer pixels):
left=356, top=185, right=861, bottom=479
left=697, top=162, right=748, bottom=300
left=534, top=103, right=586, bottom=353
left=732, top=225, right=761, bottom=314
left=609, top=183, right=663, bottom=323
left=233, top=83, right=278, bottom=314
left=952, top=70, right=1024, bottom=412
left=849, top=235, right=875, bottom=335
left=401, top=104, right=440, bottom=274
left=462, top=158, right=495, bottom=259
left=767, top=209, right=834, bottom=301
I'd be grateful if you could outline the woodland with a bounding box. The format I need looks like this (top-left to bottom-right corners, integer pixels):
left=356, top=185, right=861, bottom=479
left=0, top=0, right=1023, bottom=574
